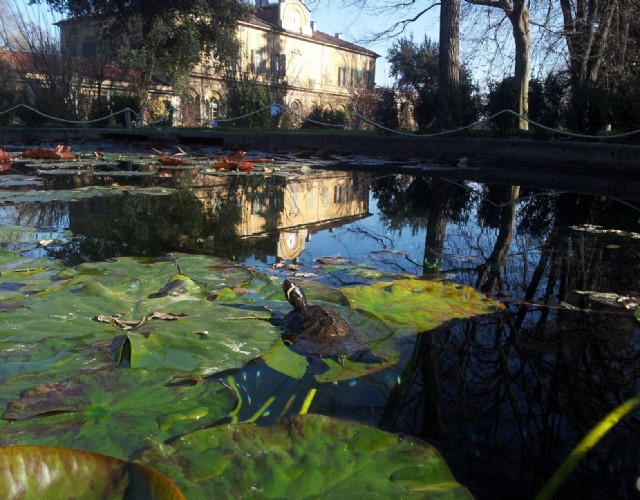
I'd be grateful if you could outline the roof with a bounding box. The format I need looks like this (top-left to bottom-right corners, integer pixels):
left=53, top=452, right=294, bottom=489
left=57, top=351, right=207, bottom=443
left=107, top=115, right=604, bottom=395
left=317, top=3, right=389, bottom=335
left=0, top=49, right=168, bottom=85
left=247, top=12, right=379, bottom=58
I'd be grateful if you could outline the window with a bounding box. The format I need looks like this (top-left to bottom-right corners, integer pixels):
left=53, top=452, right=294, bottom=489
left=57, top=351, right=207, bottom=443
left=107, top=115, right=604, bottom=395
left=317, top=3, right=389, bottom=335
left=351, top=69, right=368, bottom=87
left=338, top=67, right=349, bottom=86
left=272, top=53, right=286, bottom=79
left=252, top=50, right=267, bottom=75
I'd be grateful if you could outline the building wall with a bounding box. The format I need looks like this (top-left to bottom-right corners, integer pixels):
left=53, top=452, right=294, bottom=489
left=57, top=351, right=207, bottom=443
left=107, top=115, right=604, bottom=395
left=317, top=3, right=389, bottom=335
left=57, top=0, right=378, bottom=127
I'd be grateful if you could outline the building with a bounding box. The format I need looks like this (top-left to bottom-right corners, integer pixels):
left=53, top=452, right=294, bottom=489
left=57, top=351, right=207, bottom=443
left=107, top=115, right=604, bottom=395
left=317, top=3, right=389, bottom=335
left=57, top=0, right=379, bottom=126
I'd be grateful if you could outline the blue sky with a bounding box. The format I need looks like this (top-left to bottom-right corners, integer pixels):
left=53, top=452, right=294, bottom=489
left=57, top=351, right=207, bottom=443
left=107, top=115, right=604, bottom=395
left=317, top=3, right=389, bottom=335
left=308, top=3, right=440, bottom=87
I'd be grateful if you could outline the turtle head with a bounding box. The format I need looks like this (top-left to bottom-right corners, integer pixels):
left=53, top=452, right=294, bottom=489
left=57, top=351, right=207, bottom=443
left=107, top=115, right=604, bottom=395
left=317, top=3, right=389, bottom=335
left=283, top=279, right=307, bottom=311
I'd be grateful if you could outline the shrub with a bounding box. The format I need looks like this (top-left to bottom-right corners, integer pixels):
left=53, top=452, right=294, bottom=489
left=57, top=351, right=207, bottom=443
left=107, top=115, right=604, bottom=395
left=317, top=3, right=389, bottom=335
left=567, top=81, right=610, bottom=134
left=300, top=105, right=347, bottom=129
left=373, top=89, right=399, bottom=132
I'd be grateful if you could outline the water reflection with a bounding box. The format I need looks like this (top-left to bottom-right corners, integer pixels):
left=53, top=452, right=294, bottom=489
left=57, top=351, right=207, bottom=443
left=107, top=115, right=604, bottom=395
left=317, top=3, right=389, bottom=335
left=1, top=164, right=639, bottom=499
left=369, top=175, right=640, bottom=499
left=27, top=170, right=370, bottom=264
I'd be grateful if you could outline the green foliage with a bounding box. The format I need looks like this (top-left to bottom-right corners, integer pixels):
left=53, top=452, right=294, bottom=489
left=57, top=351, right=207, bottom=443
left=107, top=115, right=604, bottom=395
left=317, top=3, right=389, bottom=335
left=387, top=35, right=480, bottom=130
left=488, top=72, right=571, bottom=136
left=388, top=35, right=438, bottom=94
left=222, top=73, right=272, bottom=128
left=0, top=60, right=21, bottom=125
left=108, top=94, right=141, bottom=127
left=527, top=74, right=571, bottom=137
left=373, top=88, right=399, bottom=131
left=486, top=76, right=519, bottom=134
left=415, top=72, right=481, bottom=131
left=45, top=0, right=249, bottom=95
left=535, top=72, right=569, bottom=129
left=567, top=81, right=610, bottom=134
left=301, top=105, right=348, bottom=129
left=610, top=69, right=640, bottom=131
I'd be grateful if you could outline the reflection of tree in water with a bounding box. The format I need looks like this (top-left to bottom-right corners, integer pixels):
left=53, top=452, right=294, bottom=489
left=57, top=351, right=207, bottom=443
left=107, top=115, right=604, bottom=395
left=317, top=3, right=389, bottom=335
left=371, top=177, right=640, bottom=498
left=385, top=309, right=639, bottom=499
left=475, top=185, right=520, bottom=292
left=12, top=200, right=68, bottom=230
left=48, top=186, right=211, bottom=264
left=44, top=175, right=285, bottom=265
left=371, top=175, right=471, bottom=277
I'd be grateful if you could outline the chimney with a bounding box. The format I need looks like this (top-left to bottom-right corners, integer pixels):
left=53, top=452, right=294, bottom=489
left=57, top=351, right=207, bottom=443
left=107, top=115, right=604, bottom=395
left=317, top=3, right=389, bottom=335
left=310, top=21, right=316, bottom=32
left=335, top=33, right=341, bottom=39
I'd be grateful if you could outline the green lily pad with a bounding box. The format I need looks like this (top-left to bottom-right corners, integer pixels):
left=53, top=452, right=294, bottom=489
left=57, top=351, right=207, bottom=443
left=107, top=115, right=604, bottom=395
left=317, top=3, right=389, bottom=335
left=0, top=253, right=296, bottom=462
left=342, top=278, right=504, bottom=335
left=0, top=368, right=232, bottom=459
left=0, top=250, right=21, bottom=266
left=91, top=170, right=157, bottom=177
left=0, top=186, right=174, bottom=204
left=0, top=445, right=185, bottom=499
left=136, top=414, right=471, bottom=498
left=0, top=254, right=280, bottom=378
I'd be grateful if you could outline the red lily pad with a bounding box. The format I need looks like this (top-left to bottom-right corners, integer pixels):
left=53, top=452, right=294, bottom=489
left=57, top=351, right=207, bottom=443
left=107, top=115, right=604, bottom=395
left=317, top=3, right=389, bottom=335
left=0, top=445, right=184, bottom=499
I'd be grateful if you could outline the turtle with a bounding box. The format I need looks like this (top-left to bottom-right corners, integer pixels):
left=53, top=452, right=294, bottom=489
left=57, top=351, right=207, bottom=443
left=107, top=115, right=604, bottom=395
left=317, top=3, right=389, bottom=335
left=281, top=279, right=383, bottom=370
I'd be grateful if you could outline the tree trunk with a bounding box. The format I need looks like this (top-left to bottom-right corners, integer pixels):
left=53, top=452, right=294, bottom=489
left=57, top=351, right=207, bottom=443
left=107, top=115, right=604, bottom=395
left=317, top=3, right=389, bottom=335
left=436, top=0, right=460, bottom=128
left=508, top=2, right=530, bottom=130
left=464, top=0, right=531, bottom=131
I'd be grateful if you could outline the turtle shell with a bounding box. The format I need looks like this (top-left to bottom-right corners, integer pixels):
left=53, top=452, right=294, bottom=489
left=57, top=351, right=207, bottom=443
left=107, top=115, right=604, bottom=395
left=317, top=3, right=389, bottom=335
left=281, top=304, right=374, bottom=358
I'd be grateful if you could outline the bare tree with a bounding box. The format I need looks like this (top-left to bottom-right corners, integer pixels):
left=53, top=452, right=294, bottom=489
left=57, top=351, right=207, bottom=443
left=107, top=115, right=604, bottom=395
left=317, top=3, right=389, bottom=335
left=1, top=6, right=85, bottom=122
left=464, top=0, right=531, bottom=130
left=558, top=0, right=638, bottom=87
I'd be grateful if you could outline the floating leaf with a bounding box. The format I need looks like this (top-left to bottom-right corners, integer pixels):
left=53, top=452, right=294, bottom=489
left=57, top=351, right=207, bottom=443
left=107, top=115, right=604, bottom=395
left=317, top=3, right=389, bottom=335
left=0, top=186, right=174, bottom=204
left=0, top=445, right=184, bottom=499
left=0, top=369, right=232, bottom=459
left=341, top=278, right=504, bottom=335
left=0, top=254, right=280, bottom=377
left=136, top=414, right=471, bottom=498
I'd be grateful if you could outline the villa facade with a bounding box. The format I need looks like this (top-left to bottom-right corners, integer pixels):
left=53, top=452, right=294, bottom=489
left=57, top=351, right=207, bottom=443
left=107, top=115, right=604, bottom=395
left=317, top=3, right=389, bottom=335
left=57, top=0, right=379, bottom=126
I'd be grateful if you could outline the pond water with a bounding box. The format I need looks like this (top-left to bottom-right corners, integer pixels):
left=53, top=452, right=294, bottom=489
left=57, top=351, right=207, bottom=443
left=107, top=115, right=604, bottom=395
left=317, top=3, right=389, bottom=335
left=1, top=145, right=639, bottom=499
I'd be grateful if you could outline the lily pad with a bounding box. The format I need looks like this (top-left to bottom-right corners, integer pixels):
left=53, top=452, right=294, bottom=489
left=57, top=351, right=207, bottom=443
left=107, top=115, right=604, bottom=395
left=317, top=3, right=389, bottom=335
left=0, top=254, right=281, bottom=377
left=0, top=445, right=185, bottom=499
left=0, top=368, right=232, bottom=459
left=136, top=414, right=471, bottom=498
left=342, top=278, right=504, bottom=335
left=0, top=185, right=174, bottom=204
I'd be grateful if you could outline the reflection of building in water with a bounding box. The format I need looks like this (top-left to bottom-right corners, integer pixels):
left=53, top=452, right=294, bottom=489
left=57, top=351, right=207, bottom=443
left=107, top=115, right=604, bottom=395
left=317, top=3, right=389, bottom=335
left=193, top=170, right=370, bottom=260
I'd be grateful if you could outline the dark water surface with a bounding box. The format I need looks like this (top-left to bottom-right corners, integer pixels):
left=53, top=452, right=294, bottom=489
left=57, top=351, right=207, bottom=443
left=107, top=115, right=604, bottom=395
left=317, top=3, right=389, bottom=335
left=1, top=148, right=639, bottom=499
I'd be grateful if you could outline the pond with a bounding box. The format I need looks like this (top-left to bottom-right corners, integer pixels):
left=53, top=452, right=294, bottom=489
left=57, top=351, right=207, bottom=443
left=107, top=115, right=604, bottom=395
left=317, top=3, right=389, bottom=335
left=0, top=143, right=639, bottom=499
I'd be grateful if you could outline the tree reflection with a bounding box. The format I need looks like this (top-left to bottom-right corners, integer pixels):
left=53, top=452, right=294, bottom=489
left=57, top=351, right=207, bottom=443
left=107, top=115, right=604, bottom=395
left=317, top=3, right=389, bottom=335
left=370, top=177, right=640, bottom=498
left=370, top=175, right=471, bottom=277
left=475, top=185, right=520, bottom=292
left=43, top=179, right=254, bottom=264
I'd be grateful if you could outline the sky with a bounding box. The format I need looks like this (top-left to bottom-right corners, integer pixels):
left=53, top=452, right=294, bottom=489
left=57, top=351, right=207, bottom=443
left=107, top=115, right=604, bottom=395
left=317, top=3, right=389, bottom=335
left=307, top=2, right=440, bottom=87
left=15, top=0, right=442, bottom=88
